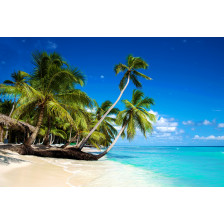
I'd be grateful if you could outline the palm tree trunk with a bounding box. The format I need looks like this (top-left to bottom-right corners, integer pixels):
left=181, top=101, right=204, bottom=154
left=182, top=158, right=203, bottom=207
left=77, top=133, right=80, bottom=144
left=52, top=134, right=55, bottom=144
left=43, top=118, right=51, bottom=146
left=50, top=134, right=53, bottom=145
left=4, top=96, right=16, bottom=140
left=69, top=126, right=72, bottom=142
left=77, top=74, right=130, bottom=150
left=24, top=105, right=45, bottom=146
left=3, top=144, right=99, bottom=161
left=97, top=123, right=127, bottom=160
left=9, top=96, right=17, bottom=117
left=0, top=125, right=4, bottom=142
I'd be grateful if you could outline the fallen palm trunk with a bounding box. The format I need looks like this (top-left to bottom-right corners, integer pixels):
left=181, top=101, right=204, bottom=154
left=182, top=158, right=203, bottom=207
left=4, top=144, right=99, bottom=161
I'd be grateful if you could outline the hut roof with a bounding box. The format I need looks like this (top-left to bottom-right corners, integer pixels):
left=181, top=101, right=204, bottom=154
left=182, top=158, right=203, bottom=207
left=0, top=113, right=35, bottom=132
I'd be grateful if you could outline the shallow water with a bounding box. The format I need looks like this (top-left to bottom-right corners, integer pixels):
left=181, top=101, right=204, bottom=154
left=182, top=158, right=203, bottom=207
left=105, top=146, right=224, bottom=187
left=45, top=156, right=166, bottom=187
left=44, top=146, right=224, bottom=187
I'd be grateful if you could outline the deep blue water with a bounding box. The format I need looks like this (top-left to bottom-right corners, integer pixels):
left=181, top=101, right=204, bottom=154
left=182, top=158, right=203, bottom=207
left=105, top=146, right=224, bottom=187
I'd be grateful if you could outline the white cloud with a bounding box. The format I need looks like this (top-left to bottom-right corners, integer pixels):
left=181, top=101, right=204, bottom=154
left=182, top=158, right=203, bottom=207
left=1, top=61, right=6, bottom=65
left=218, top=123, right=224, bottom=128
left=193, top=135, right=224, bottom=140
left=100, top=75, right=104, bottom=79
left=149, top=110, right=178, bottom=130
left=156, top=127, right=177, bottom=133
left=183, top=120, right=195, bottom=125
left=153, top=132, right=172, bottom=138
left=156, top=117, right=178, bottom=127
left=149, top=131, right=182, bottom=141
left=149, top=110, right=158, bottom=117
left=147, top=110, right=184, bottom=141
left=116, top=110, right=184, bottom=142
left=47, top=41, right=57, bottom=49
left=22, top=39, right=26, bottom=43
left=178, top=129, right=185, bottom=134
left=202, top=120, right=212, bottom=125
left=183, top=119, right=215, bottom=126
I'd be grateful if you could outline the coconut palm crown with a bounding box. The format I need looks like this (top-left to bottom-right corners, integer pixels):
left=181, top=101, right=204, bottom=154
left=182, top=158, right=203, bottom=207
left=97, top=89, right=156, bottom=159
left=77, top=55, right=152, bottom=150
left=115, top=54, right=151, bottom=90
left=13, top=52, right=92, bottom=146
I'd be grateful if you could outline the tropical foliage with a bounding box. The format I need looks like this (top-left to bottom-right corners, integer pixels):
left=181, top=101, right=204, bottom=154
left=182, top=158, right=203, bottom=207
left=97, top=90, right=156, bottom=159
left=0, top=51, right=155, bottom=160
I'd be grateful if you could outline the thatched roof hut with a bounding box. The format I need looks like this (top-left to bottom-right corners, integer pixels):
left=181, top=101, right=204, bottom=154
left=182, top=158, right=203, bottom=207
left=0, top=113, right=35, bottom=132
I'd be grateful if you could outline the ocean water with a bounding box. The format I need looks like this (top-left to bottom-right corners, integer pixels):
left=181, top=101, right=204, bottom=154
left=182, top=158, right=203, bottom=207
left=104, top=146, right=224, bottom=187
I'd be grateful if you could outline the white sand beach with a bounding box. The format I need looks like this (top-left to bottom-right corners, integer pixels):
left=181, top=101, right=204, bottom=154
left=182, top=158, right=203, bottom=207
left=0, top=146, right=71, bottom=187
left=0, top=144, right=160, bottom=187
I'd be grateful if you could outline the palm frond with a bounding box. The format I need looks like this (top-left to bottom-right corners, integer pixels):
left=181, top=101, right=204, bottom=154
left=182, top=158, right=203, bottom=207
left=46, top=100, right=75, bottom=127
left=136, top=97, right=154, bottom=108
left=126, top=114, right=136, bottom=140
left=3, top=80, right=14, bottom=85
left=127, top=54, right=134, bottom=67
left=122, top=99, right=136, bottom=110
left=12, top=98, right=39, bottom=119
left=114, top=63, right=128, bottom=75
left=131, top=57, right=149, bottom=69
left=56, top=89, right=92, bottom=107
left=132, top=90, right=144, bottom=105
left=0, top=84, right=20, bottom=97
left=119, top=73, right=128, bottom=90
left=51, top=128, right=67, bottom=139
left=21, top=83, right=44, bottom=101
left=130, top=74, right=142, bottom=88
left=132, top=70, right=152, bottom=80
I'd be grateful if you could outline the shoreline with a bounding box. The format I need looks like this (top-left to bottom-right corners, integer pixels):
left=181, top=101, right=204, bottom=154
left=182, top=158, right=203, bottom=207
left=0, top=144, right=160, bottom=187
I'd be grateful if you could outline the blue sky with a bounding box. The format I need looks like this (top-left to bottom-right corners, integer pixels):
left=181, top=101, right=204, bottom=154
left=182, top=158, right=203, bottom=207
left=0, top=37, right=224, bottom=146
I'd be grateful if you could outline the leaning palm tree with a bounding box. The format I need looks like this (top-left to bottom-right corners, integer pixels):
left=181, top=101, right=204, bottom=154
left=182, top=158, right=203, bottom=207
left=97, top=90, right=156, bottom=159
left=77, top=55, right=152, bottom=150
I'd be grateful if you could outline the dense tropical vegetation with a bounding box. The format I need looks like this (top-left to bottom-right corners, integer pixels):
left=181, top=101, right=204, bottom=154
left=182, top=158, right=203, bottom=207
left=0, top=52, right=155, bottom=160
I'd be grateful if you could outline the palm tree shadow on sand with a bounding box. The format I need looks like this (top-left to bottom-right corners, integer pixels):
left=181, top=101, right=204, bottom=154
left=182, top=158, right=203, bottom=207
left=0, top=149, right=27, bottom=165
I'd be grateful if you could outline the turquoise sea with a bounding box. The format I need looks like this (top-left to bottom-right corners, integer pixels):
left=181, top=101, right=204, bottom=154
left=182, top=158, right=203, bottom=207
left=105, top=146, right=224, bottom=187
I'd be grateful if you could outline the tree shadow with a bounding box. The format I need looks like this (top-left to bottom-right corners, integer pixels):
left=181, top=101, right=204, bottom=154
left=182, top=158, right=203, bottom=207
left=0, top=148, right=27, bottom=165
